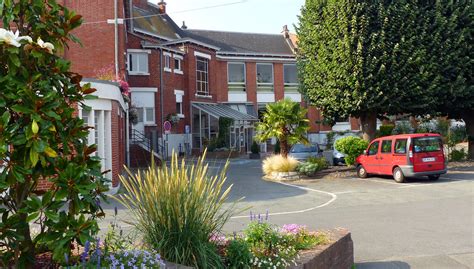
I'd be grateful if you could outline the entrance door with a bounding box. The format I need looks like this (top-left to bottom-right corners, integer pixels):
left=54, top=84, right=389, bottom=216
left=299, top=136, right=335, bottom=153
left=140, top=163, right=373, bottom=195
left=245, top=128, right=253, bottom=153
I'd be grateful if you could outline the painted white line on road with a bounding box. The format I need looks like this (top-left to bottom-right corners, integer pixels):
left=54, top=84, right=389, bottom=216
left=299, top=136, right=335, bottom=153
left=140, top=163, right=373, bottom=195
left=333, top=191, right=358, bottom=194
left=230, top=181, right=337, bottom=219
left=398, top=183, right=435, bottom=188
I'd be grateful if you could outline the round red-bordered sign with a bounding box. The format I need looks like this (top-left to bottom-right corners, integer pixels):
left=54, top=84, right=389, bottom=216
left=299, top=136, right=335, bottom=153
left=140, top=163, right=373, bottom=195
left=163, top=121, right=172, bottom=133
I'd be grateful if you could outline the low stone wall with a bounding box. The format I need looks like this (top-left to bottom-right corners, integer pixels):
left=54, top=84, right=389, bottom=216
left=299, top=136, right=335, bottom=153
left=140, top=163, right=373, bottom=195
left=289, top=228, right=354, bottom=269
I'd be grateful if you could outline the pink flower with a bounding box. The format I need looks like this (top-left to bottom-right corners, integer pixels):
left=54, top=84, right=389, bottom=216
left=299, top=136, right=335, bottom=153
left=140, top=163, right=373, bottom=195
left=209, top=233, right=227, bottom=245
left=281, top=224, right=307, bottom=234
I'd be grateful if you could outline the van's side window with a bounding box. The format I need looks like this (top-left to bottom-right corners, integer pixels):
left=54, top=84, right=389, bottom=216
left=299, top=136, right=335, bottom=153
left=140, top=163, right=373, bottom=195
left=394, top=139, right=407, bottom=154
left=368, top=141, right=379, bottom=155
left=381, top=140, right=392, bottom=153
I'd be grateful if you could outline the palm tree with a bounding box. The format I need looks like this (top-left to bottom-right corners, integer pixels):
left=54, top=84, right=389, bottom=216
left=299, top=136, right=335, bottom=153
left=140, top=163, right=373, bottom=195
left=256, top=98, right=310, bottom=158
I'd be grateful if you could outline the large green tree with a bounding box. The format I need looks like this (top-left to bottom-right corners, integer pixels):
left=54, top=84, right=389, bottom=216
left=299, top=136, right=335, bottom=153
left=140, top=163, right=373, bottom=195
left=296, top=0, right=439, bottom=141
left=424, top=2, right=473, bottom=158
left=255, top=98, right=309, bottom=158
left=0, top=1, right=107, bottom=267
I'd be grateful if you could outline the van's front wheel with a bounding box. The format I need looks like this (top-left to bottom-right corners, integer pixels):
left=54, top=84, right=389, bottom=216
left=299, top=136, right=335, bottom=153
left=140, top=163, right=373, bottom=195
left=393, top=167, right=406, bottom=183
left=357, top=165, right=368, bottom=178
left=428, top=175, right=440, bottom=181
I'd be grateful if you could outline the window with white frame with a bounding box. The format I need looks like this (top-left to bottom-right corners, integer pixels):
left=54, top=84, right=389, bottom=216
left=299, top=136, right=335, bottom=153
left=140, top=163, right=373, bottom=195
left=284, top=64, right=298, bottom=91
left=228, top=62, right=246, bottom=91
left=127, top=51, right=149, bottom=75
left=174, top=90, right=184, bottom=117
left=136, top=107, right=155, bottom=124
left=164, top=52, right=171, bottom=72
left=174, top=55, right=183, bottom=74
left=196, top=57, right=209, bottom=96
left=256, top=63, right=273, bottom=91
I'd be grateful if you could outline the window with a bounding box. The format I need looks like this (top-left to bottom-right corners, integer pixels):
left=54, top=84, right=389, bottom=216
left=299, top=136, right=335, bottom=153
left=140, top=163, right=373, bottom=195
left=413, top=137, right=442, bottom=153
left=127, top=52, right=149, bottom=74
left=395, top=139, right=407, bottom=154
left=174, top=90, right=184, bottom=118
left=164, top=52, right=171, bottom=72
left=196, top=57, right=209, bottom=96
left=381, top=140, right=392, bottom=153
left=228, top=62, right=246, bottom=91
left=174, top=55, right=183, bottom=74
left=256, top=63, right=273, bottom=91
left=368, top=141, right=379, bottom=155
left=284, top=64, right=298, bottom=91
left=136, top=107, right=155, bottom=124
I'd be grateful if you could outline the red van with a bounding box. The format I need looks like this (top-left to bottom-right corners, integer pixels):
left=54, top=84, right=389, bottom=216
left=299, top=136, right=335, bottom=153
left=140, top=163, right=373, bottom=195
left=355, top=133, right=447, bottom=183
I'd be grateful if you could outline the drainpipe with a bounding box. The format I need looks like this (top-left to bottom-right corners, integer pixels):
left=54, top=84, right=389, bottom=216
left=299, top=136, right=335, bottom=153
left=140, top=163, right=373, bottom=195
left=159, top=47, right=164, bottom=157
left=114, top=0, right=119, bottom=78
left=126, top=104, right=130, bottom=167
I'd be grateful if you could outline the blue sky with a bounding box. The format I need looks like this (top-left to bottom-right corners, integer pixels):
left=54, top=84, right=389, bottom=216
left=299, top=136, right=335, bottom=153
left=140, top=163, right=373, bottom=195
left=153, top=0, right=305, bottom=34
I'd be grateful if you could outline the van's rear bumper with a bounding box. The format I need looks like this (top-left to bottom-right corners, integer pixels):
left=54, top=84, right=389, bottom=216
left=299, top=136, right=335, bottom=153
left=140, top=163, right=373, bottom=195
left=399, top=165, right=447, bottom=177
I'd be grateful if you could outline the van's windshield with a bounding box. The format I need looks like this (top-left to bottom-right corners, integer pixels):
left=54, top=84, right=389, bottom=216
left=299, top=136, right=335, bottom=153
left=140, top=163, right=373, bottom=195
left=413, top=137, right=442, bottom=153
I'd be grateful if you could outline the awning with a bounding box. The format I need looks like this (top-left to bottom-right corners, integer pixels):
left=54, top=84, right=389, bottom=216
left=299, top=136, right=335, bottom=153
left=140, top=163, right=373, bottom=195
left=192, top=103, right=258, bottom=121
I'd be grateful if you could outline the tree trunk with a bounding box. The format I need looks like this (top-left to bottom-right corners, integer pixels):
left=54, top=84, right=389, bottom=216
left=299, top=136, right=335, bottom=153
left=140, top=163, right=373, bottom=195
left=360, top=112, right=377, bottom=141
left=462, top=111, right=474, bottom=160
left=280, top=137, right=289, bottom=158
left=19, top=212, right=35, bottom=268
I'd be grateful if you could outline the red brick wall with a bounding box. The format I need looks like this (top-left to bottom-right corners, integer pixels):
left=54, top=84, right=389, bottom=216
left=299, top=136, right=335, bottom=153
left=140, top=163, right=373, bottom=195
left=111, top=100, right=125, bottom=187
left=63, top=0, right=127, bottom=78
left=245, top=62, right=257, bottom=103
left=274, top=63, right=284, bottom=101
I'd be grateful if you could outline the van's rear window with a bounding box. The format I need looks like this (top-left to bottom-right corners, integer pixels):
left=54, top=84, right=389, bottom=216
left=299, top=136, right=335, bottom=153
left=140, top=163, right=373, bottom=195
left=413, top=137, right=442, bottom=153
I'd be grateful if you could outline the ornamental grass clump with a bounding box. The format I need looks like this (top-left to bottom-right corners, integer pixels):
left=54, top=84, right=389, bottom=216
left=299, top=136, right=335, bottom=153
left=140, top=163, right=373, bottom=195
left=116, top=150, right=238, bottom=268
left=262, top=155, right=299, bottom=176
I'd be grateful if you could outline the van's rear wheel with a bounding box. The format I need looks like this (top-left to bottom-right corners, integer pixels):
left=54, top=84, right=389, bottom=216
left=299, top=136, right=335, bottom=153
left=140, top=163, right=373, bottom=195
left=357, top=165, right=368, bottom=178
left=393, top=167, right=405, bottom=183
left=428, top=175, right=440, bottom=181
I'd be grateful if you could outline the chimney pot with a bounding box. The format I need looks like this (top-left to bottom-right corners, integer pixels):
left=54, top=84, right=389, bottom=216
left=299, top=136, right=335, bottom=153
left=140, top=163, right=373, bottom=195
left=158, top=0, right=166, bottom=14
left=181, top=21, right=188, bottom=30
left=281, top=25, right=289, bottom=38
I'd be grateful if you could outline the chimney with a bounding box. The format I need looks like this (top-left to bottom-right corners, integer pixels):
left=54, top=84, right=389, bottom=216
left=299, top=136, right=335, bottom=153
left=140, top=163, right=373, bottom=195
left=281, top=25, right=289, bottom=38
left=158, top=0, right=166, bottom=14
left=181, top=21, right=188, bottom=30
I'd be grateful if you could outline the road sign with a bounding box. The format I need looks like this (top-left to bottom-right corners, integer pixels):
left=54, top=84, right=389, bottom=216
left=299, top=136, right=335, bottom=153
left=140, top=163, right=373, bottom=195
left=164, top=121, right=172, bottom=134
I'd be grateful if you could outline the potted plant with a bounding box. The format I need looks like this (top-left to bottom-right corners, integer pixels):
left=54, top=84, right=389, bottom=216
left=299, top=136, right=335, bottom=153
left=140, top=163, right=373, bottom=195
left=249, top=141, right=261, bottom=159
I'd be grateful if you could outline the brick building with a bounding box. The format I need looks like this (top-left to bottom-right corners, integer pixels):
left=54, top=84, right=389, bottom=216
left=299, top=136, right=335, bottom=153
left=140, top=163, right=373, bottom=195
left=63, top=0, right=361, bottom=172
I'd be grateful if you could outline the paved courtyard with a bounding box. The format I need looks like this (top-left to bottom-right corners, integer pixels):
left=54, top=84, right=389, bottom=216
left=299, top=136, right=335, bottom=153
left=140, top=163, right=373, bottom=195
left=103, top=158, right=474, bottom=268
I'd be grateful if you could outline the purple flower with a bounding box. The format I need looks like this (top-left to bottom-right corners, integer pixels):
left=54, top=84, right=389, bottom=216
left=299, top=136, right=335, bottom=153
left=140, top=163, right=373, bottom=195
left=265, top=209, right=269, bottom=221
left=81, top=240, right=90, bottom=264
left=64, top=253, right=69, bottom=267
left=250, top=211, right=253, bottom=221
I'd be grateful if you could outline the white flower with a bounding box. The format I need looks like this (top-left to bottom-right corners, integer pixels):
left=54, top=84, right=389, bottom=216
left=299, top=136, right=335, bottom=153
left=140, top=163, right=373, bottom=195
left=17, top=35, right=32, bottom=43
left=37, top=37, right=54, bottom=54
left=0, top=28, right=21, bottom=47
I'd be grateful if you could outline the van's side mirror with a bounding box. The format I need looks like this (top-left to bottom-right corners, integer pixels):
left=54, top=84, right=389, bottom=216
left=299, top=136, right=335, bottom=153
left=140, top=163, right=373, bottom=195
left=363, top=150, right=367, bottom=155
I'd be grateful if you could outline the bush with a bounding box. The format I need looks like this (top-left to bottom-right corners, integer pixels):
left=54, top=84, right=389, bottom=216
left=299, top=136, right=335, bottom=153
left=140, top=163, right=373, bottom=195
left=296, top=157, right=328, bottom=176
left=296, top=162, right=319, bottom=176
left=244, top=222, right=298, bottom=268
left=307, top=156, right=329, bottom=170
left=449, top=125, right=468, bottom=144
left=0, top=2, right=107, bottom=266
left=251, top=140, right=260, bottom=154
left=378, top=125, right=395, bottom=137
left=392, top=121, right=413, bottom=134
left=116, top=151, right=238, bottom=268
left=450, top=148, right=468, bottom=161
left=335, top=136, right=369, bottom=166
left=262, top=155, right=299, bottom=176
left=225, top=238, right=252, bottom=269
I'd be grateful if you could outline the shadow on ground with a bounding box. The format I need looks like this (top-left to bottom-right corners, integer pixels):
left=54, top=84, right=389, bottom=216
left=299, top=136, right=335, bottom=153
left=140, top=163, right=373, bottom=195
left=356, top=261, right=410, bottom=269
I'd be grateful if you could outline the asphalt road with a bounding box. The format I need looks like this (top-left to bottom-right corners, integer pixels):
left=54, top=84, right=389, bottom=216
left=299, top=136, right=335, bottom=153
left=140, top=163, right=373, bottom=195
left=104, top=159, right=474, bottom=269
